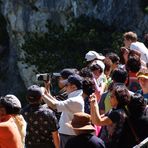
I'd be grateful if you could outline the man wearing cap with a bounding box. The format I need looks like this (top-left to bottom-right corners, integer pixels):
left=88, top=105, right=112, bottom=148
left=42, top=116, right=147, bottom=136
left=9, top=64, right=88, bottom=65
left=65, top=112, right=105, bottom=148
left=45, top=68, right=77, bottom=120
left=137, top=68, right=148, bottom=104
left=53, top=68, right=77, bottom=101
left=0, top=95, right=26, bottom=148
left=21, top=85, right=59, bottom=148
left=42, top=74, right=84, bottom=148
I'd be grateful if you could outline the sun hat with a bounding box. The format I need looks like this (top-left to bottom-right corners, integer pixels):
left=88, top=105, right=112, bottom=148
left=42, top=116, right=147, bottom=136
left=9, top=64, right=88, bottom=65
left=3, top=94, right=22, bottom=108
left=66, top=112, right=95, bottom=131
left=0, top=95, right=22, bottom=114
left=137, top=68, right=148, bottom=79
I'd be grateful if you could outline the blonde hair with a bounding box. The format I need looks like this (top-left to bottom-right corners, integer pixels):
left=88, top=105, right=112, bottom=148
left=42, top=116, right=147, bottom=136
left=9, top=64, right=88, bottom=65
left=12, top=115, right=26, bottom=148
left=123, top=31, right=137, bottom=42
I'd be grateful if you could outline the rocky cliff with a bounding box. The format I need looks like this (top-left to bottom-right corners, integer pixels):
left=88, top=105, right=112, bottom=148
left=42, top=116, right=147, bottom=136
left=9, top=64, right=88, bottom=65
left=0, top=0, right=147, bottom=100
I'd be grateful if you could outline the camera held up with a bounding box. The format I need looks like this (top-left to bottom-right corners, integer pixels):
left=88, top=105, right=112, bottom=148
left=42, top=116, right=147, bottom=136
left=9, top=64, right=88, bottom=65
left=36, top=73, right=51, bottom=81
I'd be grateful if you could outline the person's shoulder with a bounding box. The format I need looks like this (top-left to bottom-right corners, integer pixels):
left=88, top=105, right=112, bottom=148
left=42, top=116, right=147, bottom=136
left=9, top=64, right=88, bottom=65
left=90, top=135, right=105, bottom=148
left=39, top=104, right=54, bottom=114
left=107, top=108, right=127, bottom=122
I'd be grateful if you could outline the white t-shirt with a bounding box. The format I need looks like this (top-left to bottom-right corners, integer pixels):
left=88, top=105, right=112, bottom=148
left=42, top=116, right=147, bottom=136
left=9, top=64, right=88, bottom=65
left=130, top=41, right=148, bottom=63
left=56, top=89, right=84, bottom=135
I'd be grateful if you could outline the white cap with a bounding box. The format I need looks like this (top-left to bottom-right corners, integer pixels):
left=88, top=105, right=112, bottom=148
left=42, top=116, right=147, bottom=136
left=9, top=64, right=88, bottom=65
left=91, top=60, right=105, bottom=71
left=130, top=42, right=148, bottom=63
left=85, top=51, right=105, bottom=62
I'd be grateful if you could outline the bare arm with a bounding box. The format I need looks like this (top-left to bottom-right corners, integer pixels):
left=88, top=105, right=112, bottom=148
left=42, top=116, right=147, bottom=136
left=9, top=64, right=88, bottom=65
left=90, top=94, right=112, bottom=126
left=42, top=94, right=57, bottom=110
left=52, top=131, right=60, bottom=148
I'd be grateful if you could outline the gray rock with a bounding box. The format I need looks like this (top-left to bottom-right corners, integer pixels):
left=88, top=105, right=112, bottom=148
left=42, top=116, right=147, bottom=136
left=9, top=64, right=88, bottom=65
left=0, top=0, right=147, bottom=101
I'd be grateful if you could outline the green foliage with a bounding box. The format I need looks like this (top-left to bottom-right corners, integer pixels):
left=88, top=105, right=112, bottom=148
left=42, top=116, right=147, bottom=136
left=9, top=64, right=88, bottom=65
left=140, top=0, right=148, bottom=14
left=21, top=15, right=123, bottom=73
left=144, top=6, right=148, bottom=13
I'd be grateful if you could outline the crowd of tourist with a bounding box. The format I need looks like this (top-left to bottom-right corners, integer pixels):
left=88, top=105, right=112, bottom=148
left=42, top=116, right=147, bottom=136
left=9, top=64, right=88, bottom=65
left=0, top=31, right=148, bottom=148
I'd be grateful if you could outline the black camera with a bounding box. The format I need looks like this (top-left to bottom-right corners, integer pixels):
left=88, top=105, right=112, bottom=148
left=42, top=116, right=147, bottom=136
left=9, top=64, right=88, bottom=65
left=36, top=73, right=51, bottom=81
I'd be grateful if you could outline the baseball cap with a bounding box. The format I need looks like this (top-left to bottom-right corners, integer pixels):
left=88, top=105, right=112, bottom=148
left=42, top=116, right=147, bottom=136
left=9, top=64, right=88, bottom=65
left=85, top=51, right=105, bottom=62
left=66, top=74, right=83, bottom=89
left=27, top=85, right=43, bottom=102
left=90, top=60, right=105, bottom=71
left=53, top=68, right=77, bottom=79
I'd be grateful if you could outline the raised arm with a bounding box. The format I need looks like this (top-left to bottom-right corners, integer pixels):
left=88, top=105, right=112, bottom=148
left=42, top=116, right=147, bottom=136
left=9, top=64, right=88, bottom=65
left=90, top=93, right=112, bottom=126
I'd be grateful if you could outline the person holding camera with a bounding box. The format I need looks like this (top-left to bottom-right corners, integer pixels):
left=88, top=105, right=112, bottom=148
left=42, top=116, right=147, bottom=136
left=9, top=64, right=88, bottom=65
left=43, top=68, right=77, bottom=120
left=42, top=74, right=84, bottom=148
left=21, top=85, right=59, bottom=148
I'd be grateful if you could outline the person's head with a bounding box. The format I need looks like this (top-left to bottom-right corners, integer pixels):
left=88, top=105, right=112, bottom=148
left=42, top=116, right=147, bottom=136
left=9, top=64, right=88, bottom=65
left=65, top=74, right=83, bottom=94
left=126, top=55, right=141, bottom=73
left=128, top=93, right=146, bottom=117
left=109, top=84, right=130, bottom=108
left=137, top=68, right=148, bottom=91
left=120, top=47, right=130, bottom=64
left=103, top=57, right=113, bottom=78
left=66, top=112, right=95, bottom=135
left=79, top=67, right=93, bottom=78
left=0, top=95, right=21, bottom=117
left=82, top=78, right=95, bottom=97
left=27, top=85, right=43, bottom=104
left=106, top=52, right=120, bottom=70
left=85, top=51, right=105, bottom=66
left=57, top=68, right=78, bottom=89
left=112, top=68, right=128, bottom=84
left=123, top=31, right=137, bottom=48
left=90, top=60, right=105, bottom=78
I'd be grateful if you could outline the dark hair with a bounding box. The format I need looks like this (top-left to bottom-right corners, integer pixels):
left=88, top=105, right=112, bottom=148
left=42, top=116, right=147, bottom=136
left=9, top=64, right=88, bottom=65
left=106, top=52, right=120, bottom=64
left=126, top=55, right=141, bottom=72
left=0, top=97, right=21, bottom=114
left=68, top=74, right=83, bottom=90
left=112, top=68, right=128, bottom=83
left=79, top=67, right=93, bottom=78
left=112, top=84, right=130, bottom=107
left=128, top=93, right=146, bottom=117
left=104, top=57, right=112, bottom=72
left=82, top=78, right=95, bottom=96
left=90, top=64, right=103, bottom=73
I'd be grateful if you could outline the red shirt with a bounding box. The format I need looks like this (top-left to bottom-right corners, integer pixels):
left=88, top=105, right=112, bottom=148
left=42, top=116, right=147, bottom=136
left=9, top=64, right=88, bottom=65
left=0, top=115, right=22, bottom=148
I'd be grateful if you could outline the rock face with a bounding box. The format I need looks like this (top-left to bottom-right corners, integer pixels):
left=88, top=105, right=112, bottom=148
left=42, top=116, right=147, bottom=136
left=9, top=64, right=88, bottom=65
left=0, top=0, right=147, bottom=99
